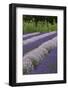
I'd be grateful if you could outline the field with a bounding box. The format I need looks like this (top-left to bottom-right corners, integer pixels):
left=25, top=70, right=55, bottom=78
left=23, top=15, right=57, bottom=75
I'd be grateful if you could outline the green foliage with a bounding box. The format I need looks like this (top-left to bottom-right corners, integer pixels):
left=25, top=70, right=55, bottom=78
left=23, top=15, right=57, bottom=33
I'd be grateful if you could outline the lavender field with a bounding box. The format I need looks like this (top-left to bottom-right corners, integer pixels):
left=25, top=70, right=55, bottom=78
left=23, top=15, right=57, bottom=75
left=23, top=32, right=57, bottom=74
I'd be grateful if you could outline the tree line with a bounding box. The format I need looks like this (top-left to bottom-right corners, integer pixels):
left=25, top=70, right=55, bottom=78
left=23, top=15, right=57, bottom=26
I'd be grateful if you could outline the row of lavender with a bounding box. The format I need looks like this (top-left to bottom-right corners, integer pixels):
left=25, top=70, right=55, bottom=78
left=23, top=32, right=57, bottom=74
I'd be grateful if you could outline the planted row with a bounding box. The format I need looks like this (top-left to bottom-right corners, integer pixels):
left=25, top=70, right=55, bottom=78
left=23, top=37, right=57, bottom=74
